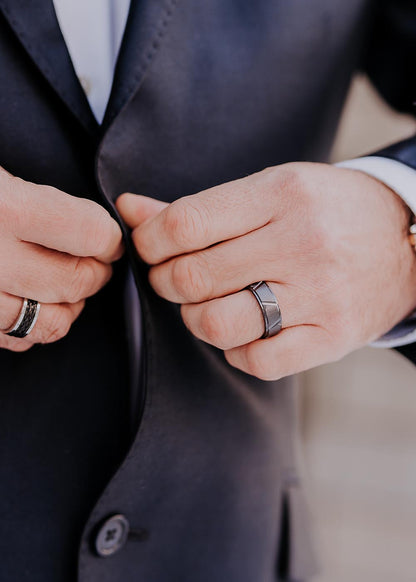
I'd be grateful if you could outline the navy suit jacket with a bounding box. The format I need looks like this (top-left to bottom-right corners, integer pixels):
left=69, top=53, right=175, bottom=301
left=0, top=1, right=414, bottom=581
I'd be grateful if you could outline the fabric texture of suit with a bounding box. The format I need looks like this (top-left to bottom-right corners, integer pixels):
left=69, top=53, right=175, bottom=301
left=0, top=1, right=414, bottom=581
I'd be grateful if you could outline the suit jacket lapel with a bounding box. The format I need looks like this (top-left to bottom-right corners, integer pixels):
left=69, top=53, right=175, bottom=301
left=0, top=0, right=98, bottom=136
left=0, top=0, right=180, bottom=135
left=101, top=0, right=180, bottom=130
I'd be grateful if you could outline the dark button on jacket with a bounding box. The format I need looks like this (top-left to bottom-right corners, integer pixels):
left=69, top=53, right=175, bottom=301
left=94, top=515, right=130, bottom=557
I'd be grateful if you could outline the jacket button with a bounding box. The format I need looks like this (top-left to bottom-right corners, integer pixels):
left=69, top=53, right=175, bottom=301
left=94, top=514, right=130, bottom=557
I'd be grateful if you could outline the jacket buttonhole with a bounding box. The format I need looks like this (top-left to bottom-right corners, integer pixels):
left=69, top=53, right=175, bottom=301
left=128, top=528, right=150, bottom=542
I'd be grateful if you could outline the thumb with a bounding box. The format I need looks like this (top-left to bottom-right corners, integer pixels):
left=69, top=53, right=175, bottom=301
left=116, top=193, right=168, bottom=228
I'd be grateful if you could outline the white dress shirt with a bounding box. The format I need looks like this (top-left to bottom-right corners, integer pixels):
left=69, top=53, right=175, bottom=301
left=53, top=0, right=130, bottom=123
left=52, top=0, right=416, bottom=349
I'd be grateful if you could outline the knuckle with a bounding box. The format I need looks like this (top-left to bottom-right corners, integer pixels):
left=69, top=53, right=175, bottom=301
left=199, top=303, right=231, bottom=348
left=291, top=207, right=335, bottom=263
left=163, top=202, right=186, bottom=248
left=307, top=217, right=336, bottom=256
left=66, top=258, right=96, bottom=303
left=281, top=345, right=302, bottom=376
left=171, top=255, right=210, bottom=302
left=266, top=164, right=310, bottom=220
left=132, top=227, right=154, bottom=263
left=245, top=346, right=273, bottom=380
left=80, top=203, right=119, bottom=257
left=13, top=342, right=33, bottom=352
left=0, top=336, right=32, bottom=352
left=275, top=165, right=306, bottom=200
left=41, top=308, right=72, bottom=344
left=0, top=175, right=25, bottom=232
left=164, top=198, right=208, bottom=250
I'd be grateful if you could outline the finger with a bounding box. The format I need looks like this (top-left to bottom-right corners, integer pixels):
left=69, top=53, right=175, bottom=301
left=224, top=326, right=341, bottom=381
left=148, top=224, right=301, bottom=304
left=0, top=333, right=34, bottom=352
left=0, top=292, right=85, bottom=345
left=116, top=193, right=168, bottom=228
left=0, top=291, right=32, bottom=331
left=0, top=240, right=113, bottom=304
left=181, top=282, right=309, bottom=350
left=131, top=168, right=282, bottom=264
left=8, top=176, right=123, bottom=263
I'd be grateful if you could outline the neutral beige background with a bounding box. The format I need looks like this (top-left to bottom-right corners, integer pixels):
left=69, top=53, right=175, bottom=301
left=300, top=75, right=416, bottom=582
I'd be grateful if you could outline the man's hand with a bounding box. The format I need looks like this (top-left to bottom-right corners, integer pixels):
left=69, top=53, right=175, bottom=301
left=117, top=162, right=416, bottom=380
left=0, top=167, right=123, bottom=351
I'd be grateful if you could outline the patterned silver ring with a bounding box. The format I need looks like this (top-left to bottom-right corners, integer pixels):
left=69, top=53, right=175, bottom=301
left=247, top=282, right=282, bottom=339
left=5, top=298, right=41, bottom=338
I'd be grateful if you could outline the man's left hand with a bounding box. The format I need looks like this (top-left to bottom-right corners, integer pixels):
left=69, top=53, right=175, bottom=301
left=117, top=162, right=416, bottom=380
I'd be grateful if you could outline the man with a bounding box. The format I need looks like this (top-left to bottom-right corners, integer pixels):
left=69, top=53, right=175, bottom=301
left=0, top=0, right=415, bottom=580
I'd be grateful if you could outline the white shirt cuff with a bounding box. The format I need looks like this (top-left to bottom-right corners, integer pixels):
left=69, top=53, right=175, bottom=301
left=335, top=156, right=416, bottom=349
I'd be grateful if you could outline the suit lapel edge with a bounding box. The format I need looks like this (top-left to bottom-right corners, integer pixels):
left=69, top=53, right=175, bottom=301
left=0, top=0, right=98, bottom=136
left=101, top=0, right=180, bottom=130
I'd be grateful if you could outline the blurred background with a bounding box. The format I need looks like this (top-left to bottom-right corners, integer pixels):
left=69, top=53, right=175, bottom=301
left=300, top=74, right=416, bottom=582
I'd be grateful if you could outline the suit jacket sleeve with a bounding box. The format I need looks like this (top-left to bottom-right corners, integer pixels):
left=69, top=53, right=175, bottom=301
left=360, top=0, right=416, bottom=176
left=361, top=0, right=416, bottom=114
left=358, top=0, right=416, bottom=363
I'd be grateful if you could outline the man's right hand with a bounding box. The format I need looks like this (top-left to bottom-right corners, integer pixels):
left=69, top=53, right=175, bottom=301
left=0, top=167, right=123, bottom=351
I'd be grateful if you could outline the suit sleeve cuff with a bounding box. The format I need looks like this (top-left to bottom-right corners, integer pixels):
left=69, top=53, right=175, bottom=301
left=335, top=156, right=416, bottom=348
